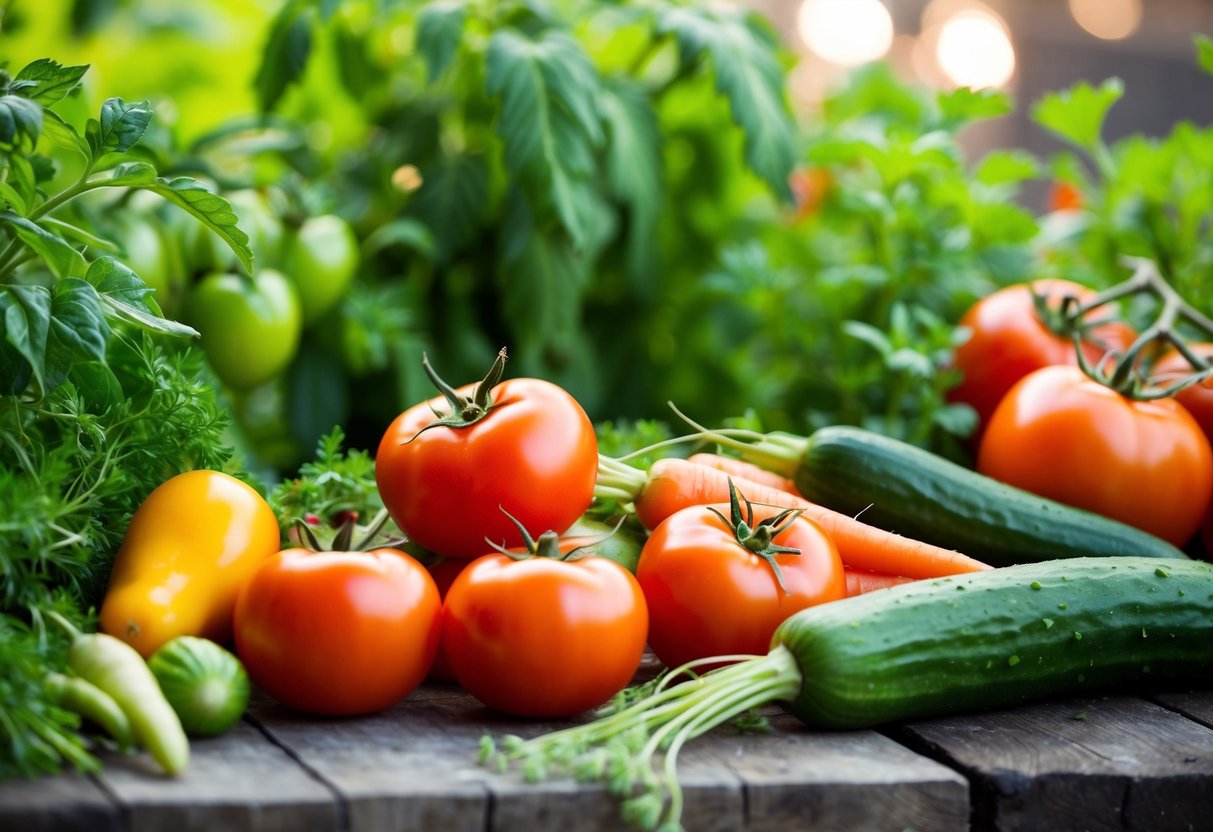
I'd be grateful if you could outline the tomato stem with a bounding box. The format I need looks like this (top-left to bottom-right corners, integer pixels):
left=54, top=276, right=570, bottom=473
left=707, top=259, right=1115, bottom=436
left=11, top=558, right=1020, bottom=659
left=705, top=478, right=802, bottom=594
left=407, top=348, right=509, bottom=441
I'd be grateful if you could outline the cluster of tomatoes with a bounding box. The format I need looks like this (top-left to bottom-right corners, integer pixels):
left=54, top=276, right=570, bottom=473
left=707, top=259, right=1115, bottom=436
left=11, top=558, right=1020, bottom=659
left=99, top=350, right=854, bottom=720
left=948, top=278, right=1213, bottom=553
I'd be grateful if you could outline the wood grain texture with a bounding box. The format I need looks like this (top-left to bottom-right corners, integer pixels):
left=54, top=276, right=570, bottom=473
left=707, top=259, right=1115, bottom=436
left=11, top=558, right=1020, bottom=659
left=249, top=685, right=970, bottom=832
left=94, top=720, right=339, bottom=832
left=1154, top=689, right=1213, bottom=729
left=0, top=771, right=120, bottom=832
left=900, top=695, right=1213, bottom=832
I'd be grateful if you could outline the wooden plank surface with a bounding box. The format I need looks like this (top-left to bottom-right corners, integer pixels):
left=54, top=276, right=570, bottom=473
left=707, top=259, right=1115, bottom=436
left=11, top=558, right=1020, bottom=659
left=93, top=720, right=339, bottom=832
left=248, top=683, right=969, bottom=832
left=1154, top=689, right=1213, bottom=729
left=899, top=694, right=1213, bottom=832
left=0, top=770, right=120, bottom=832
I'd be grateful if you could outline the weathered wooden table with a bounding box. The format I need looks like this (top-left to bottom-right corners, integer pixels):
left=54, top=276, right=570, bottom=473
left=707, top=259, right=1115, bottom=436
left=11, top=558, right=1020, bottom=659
left=4, top=663, right=1212, bottom=832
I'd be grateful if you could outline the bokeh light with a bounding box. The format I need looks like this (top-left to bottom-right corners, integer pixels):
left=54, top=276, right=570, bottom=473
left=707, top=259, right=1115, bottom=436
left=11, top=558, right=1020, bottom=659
left=1068, top=0, right=1142, bottom=42
left=797, top=0, right=895, bottom=68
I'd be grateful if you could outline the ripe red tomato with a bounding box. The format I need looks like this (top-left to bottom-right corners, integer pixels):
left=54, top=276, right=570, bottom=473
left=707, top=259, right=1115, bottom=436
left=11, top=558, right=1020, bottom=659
left=233, top=548, right=441, bottom=715
left=635, top=502, right=846, bottom=671
left=1151, top=344, right=1213, bottom=442
left=441, top=541, right=648, bottom=717
left=949, top=279, right=1136, bottom=435
left=977, top=364, right=1213, bottom=548
left=375, top=352, right=598, bottom=558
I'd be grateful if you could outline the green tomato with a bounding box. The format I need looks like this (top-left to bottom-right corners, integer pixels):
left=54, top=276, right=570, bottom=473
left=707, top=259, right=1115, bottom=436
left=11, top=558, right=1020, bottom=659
left=282, top=215, right=360, bottom=325
left=148, top=636, right=250, bottom=737
left=186, top=269, right=302, bottom=391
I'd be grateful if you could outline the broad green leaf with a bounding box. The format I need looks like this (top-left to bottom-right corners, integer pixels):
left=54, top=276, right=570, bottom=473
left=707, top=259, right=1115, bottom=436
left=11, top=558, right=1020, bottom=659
left=0, top=94, right=44, bottom=145
left=656, top=5, right=795, bottom=198
left=139, top=177, right=254, bottom=274
left=86, top=256, right=198, bottom=337
left=0, top=211, right=88, bottom=277
left=2, top=285, right=51, bottom=390
left=14, top=59, right=88, bottom=106
left=44, top=278, right=110, bottom=389
left=408, top=154, right=490, bottom=263
left=975, top=150, right=1041, bottom=186
left=416, top=2, right=466, bottom=82
left=0, top=182, right=28, bottom=214
left=40, top=110, right=90, bottom=157
left=85, top=97, right=153, bottom=157
left=254, top=0, right=313, bottom=113
left=68, top=360, right=125, bottom=412
left=363, top=218, right=436, bottom=259
left=41, top=218, right=121, bottom=253
left=104, top=161, right=157, bottom=187
left=1196, top=34, right=1213, bottom=75
left=937, top=87, right=1011, bottom=130
left=486, top=29, right=603, bottom=245
left=499, top=227, right=589, bottom=354
left=1031, top=79, right=1123, bottom=152
left=600, top=78, right=661, bottom=287
left=5, top=154, right=37, bottom=210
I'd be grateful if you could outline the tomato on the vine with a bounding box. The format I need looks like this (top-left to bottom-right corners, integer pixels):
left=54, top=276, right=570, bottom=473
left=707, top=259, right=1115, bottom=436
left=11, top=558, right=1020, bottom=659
left=440, top=526, right=648, bottom=717
left=185, top=269, right=302, bottom=390
left=1151, top=344, right=1213, bottom=442
left=233, top=543, right=440, bottom=716
left=949, top=279, right=1136, bottom=434
left=977, top=364, right=1213, bottom=547
left=635, top=493, right=846, bottom=671
left=375, top=349, right=598, bottom=559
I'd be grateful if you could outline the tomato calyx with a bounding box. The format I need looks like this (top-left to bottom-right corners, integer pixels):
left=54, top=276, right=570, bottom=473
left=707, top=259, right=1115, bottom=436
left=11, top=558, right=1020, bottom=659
left=706, top=479, right=803, bottom=594
left=489, top=508, right=626, bottom=562
left=406, top=348, right=508, bottom=442
left=293, top=507, right=407, bottom=553
left=1064, top=257, right=1213, bottom=400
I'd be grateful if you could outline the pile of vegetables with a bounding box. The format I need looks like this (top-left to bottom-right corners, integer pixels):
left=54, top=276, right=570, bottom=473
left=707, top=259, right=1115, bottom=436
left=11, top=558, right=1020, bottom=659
left=3, top=12, right=1213, bottom=832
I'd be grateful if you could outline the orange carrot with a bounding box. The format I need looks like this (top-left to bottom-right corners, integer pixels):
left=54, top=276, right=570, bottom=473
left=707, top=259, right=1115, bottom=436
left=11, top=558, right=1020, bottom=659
left=686, top=452, right=802, bottom=496
left=596, top=456, right=991, bottom=579
left=843, top=568, right=915, bottom=597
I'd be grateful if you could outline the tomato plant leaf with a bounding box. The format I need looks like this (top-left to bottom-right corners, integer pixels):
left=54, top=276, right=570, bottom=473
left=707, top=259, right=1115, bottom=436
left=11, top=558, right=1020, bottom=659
left=485, top=28, right=603, bottom=247
left=0, top=95, right=44, bottom=146
left=416, top=2, right=466, bottom=82
left=599, top=77, right=661, bottom=288
left=500, top=215, right=590, bottom=354
left=363, top=218, right=436, bottom=259
left=1031, top=79, right=1123, bottom=154
left=654, top=4, right=795, bottom=199
left=40, top=218, right=120, bottom=253
left=104, top=161, right=158, bottom=188
left=0, top=284, right=51, bottom=392
left=14, top=59, right=88, bottom=106
left=0, top=182, right=28, bottom=215
left=254, top=0, right=314, bottom=113
left=86, top=257, right=198, bottom=338
left=409, top=154, right=490, bottom=264
left=287, top=340, right=350, bottom=453
left=139, top=177, right=254, bottom=274
left=85, top=97, right=153, bottom=158
left=44, top=278, right=110, bottom=389
left=40, top=111, right=90, bottom=158
left=0, top=211, right=87, bottom=278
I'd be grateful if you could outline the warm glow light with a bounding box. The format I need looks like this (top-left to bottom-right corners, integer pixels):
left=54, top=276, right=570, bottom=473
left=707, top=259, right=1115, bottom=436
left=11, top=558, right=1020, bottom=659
left=935, top=9, right=1016, bottom=89
left=798, top=0, right=895, bottom=68
left=1068, top=0, right=1142, bottom=41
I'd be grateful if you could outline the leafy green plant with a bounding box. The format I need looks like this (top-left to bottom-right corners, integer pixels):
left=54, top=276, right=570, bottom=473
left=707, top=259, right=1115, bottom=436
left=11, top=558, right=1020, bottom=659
left=1035, top=38, right=1213, bottom=315
left=0, top=58, right=251, bottom=779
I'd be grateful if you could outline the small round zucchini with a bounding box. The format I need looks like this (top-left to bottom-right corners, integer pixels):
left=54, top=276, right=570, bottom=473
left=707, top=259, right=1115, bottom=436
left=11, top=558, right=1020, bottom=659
left=149, top=636, right=250, bottom=737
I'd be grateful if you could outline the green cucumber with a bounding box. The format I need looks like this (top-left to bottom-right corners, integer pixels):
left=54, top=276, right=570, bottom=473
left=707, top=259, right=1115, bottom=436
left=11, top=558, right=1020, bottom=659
left=784, top=425, right=1186, bottom=566
left=777, top=556, right=1213, bottom=728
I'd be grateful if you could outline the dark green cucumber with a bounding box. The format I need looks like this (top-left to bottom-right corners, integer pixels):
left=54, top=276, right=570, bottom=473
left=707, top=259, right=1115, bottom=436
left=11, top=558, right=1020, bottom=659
left=774, top=556, right=1213, bottom=729
left=793, top=425, right=1185, bottom=566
